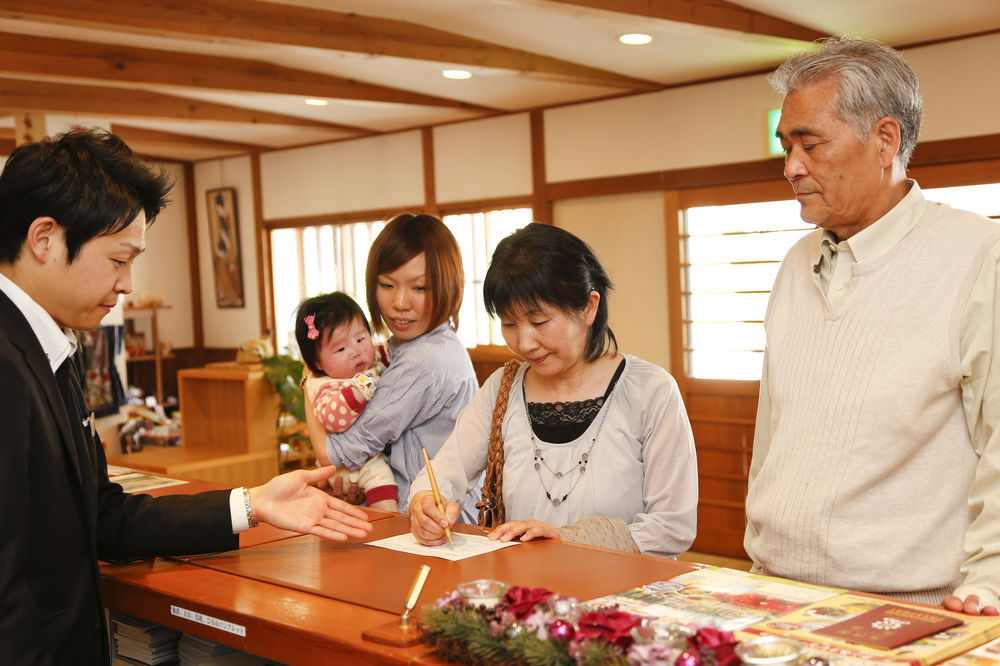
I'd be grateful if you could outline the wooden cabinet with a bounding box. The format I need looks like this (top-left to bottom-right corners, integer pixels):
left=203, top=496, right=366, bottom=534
left=178, top=363, right=278, bottom=456
left=108, top=363, right=280, bottom=487
left=123, top=304, right=174, bottom=404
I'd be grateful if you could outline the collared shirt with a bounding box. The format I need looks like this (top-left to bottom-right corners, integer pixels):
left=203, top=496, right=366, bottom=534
left=0, top=271, right=249, bottom=532
left=817, top=180, right=922, bottom=305
left=0, top=271, right=76, bottom=372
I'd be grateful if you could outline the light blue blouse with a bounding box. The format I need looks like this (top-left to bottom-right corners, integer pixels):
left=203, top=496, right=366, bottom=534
left=325, top=323, right=480, bottom=522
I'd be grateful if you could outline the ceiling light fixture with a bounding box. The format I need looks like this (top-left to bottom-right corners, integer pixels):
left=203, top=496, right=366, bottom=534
left=305, top=98, right=328, bottom=106
left=619, top=33, right=653, bottom=45
left=442, top=69, right=472, bottom=80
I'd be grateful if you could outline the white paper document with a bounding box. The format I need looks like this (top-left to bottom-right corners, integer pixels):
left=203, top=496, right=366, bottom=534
left=367, top=532, right=519, bottom=561
left=112, top=473, right=188, bottom=493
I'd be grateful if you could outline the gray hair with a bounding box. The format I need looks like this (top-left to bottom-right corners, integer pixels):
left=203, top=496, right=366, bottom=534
left=769, top=36, right=922, bottom=167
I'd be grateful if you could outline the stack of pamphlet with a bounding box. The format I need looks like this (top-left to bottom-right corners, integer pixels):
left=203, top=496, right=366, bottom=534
left=112, top=612, right=181, bottom=665
left=178, top=633, right=274, bottom=665
left=586, top=564, right=843, bottom=632
left=178, top=633, right=236, bottom=664
left=945, top=634, right=1000, bottom=664
left=585, top=566, right=1000, bottom=665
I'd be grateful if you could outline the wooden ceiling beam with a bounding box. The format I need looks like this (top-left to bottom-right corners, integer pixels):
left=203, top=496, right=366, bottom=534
left=109, top=123, right=271, bottom=155
left=0, top=31, right=493, bottom=111
left=0, top=77, right=369, bottom=131
left=0, top=0, right=659, bottom=91
left=547, top=0, right=826, bottom=43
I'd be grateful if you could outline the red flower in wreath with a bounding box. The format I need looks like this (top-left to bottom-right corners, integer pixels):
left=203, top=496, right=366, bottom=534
left=575, top=609, right=641, bottom=647
left=689, top=626, right=739, bottom=666
left=503, top=587, right=554, bottom=620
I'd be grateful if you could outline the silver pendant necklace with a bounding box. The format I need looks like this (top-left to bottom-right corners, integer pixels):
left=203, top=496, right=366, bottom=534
left=523, top=375, right=615, bottom=507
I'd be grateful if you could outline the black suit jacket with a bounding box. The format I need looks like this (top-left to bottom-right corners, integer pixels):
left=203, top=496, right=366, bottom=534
left=0, top=291, right=239, bottom=664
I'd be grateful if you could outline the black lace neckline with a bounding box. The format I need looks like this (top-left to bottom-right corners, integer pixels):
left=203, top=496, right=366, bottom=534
left=523, top=358, right=626, bottom=443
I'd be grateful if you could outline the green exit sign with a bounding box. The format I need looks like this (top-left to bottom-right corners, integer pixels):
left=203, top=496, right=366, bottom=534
left=768, top=109, right=783, bottom=155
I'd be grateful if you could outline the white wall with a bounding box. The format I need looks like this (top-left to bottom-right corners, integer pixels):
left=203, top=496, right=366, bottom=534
left=555, top=192, right=670, bottom=370
left=258, top=131, right=424, bottom=220
left=434, top=113, right=532, bottom=202
left=132, top=162, right=195, bottom=349
left=544, top=33, right=1000, bottom=183
left=905, top=33, right=1000, bottom=143
left=193, top=156, right=262, bottom=348
left=546, top=75, right=782, bottom=183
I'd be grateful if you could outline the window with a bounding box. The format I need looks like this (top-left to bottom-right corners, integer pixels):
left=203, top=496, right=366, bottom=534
left=682, top=200, right=812, bottom=380
left=268, top=207, right=532, bottom=357
left=270, top=220, right=384, bottom=355
left=924, top=183, right=1000, bottom=219
left=679, top=181, right=1000, bottom=381
left=443, top=208, right=531, bottom=348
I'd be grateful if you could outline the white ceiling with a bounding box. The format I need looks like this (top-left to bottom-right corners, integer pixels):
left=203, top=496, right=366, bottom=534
left=0, top=0, right=996, bottom=161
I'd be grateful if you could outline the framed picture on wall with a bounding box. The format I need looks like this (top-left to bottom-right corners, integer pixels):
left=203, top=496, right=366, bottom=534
left=206, top=187, right=245, bottom=308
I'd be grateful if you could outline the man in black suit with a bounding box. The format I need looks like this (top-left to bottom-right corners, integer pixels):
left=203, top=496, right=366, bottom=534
left=0, top=128, right=374, bottom=664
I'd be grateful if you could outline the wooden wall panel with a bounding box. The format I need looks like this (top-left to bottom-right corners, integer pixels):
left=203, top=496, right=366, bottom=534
left=468, top=345, right=515, bottom=386
left=695, top=448, right=749, bottom=477
left=687, top=398, right=756, bottom=558
left=698, top=477, right=748, bottom=503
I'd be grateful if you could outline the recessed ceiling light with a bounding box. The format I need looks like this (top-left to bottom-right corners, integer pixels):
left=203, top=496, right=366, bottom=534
left=305, top=98, right=328, bottom=106
left=442, top=69, right=472, bottom=80
left=619, top=33, right=653, bottom=45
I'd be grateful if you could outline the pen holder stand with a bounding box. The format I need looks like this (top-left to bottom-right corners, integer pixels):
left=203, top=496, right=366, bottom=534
left=361, top=614, right=425, bottom=647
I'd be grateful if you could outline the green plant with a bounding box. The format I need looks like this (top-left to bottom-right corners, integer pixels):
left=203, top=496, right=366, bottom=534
left=262, top=354, right=306, bottom=422
left=261, top=354, right=313, bottom=454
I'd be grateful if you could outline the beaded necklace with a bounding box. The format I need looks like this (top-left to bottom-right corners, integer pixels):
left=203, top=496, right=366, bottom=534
left=523, top=374, right=617, bottom=508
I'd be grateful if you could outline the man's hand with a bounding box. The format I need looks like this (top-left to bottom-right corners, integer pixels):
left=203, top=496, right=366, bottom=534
left=249, top=467, right=372, bottom=541
left=409, top=491, right=460, bottom=546
left=942, top=594, right=1000, bottom=616
left=329, top=474, right=365, bottom=505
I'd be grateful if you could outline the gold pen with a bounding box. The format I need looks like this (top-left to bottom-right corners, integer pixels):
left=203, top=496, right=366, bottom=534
left=421, top=447, right=453, bottom=547
left=400, top=564, right=431, bottom=626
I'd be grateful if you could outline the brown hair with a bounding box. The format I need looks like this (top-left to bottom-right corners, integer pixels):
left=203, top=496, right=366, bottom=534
left=366, top=213, right=464, bottom=336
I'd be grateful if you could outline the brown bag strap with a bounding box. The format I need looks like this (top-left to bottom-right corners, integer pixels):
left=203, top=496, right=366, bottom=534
left=476, top=359, right=521, bottom=528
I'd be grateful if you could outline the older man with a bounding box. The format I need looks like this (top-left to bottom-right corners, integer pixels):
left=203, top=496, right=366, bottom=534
left=745, top=36, right=1000, bottom=616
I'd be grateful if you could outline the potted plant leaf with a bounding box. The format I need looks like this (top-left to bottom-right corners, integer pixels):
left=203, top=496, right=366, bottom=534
left=261, top=353, right=313, bottom=469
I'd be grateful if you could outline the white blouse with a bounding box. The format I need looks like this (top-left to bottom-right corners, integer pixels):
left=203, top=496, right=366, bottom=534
left=408, top=354, right=698, bottom=557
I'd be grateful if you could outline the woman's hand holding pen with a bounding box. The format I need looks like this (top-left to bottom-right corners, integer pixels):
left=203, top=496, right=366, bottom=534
left=410, top=491, right=460, bottom=546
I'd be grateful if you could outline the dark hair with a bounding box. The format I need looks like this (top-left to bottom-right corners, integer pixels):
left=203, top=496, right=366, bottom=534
left=295, top=292, right=371, bottom=376
left=0, top=127, right=172, bottom=264
left=365, top=213, right=464, bottom=336
left=484, top=223, right=617, bottom=362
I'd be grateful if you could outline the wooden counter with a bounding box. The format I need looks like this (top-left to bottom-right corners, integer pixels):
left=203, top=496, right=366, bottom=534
left=102, top=516, right=694, bottom=664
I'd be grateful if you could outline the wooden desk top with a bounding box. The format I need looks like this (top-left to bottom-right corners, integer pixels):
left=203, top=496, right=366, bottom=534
left=101, top=517, right=695, bottom=665
left=188, top=516, right=694, bottom=616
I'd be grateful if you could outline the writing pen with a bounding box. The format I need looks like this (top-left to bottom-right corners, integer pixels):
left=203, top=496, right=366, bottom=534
left=421, top=447, right=454, bottom=548
left=400, top=563, right=431, bottom=625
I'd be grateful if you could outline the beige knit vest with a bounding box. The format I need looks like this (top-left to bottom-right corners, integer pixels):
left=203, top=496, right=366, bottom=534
left=746, top=202, right=1000, bottom=599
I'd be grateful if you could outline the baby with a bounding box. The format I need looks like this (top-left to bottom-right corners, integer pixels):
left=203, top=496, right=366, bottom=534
left=295, top=292, right=397, bottom=511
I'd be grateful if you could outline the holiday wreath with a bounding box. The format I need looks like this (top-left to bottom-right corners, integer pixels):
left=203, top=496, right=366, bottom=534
left=420, top=584, right=741, bottom=666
